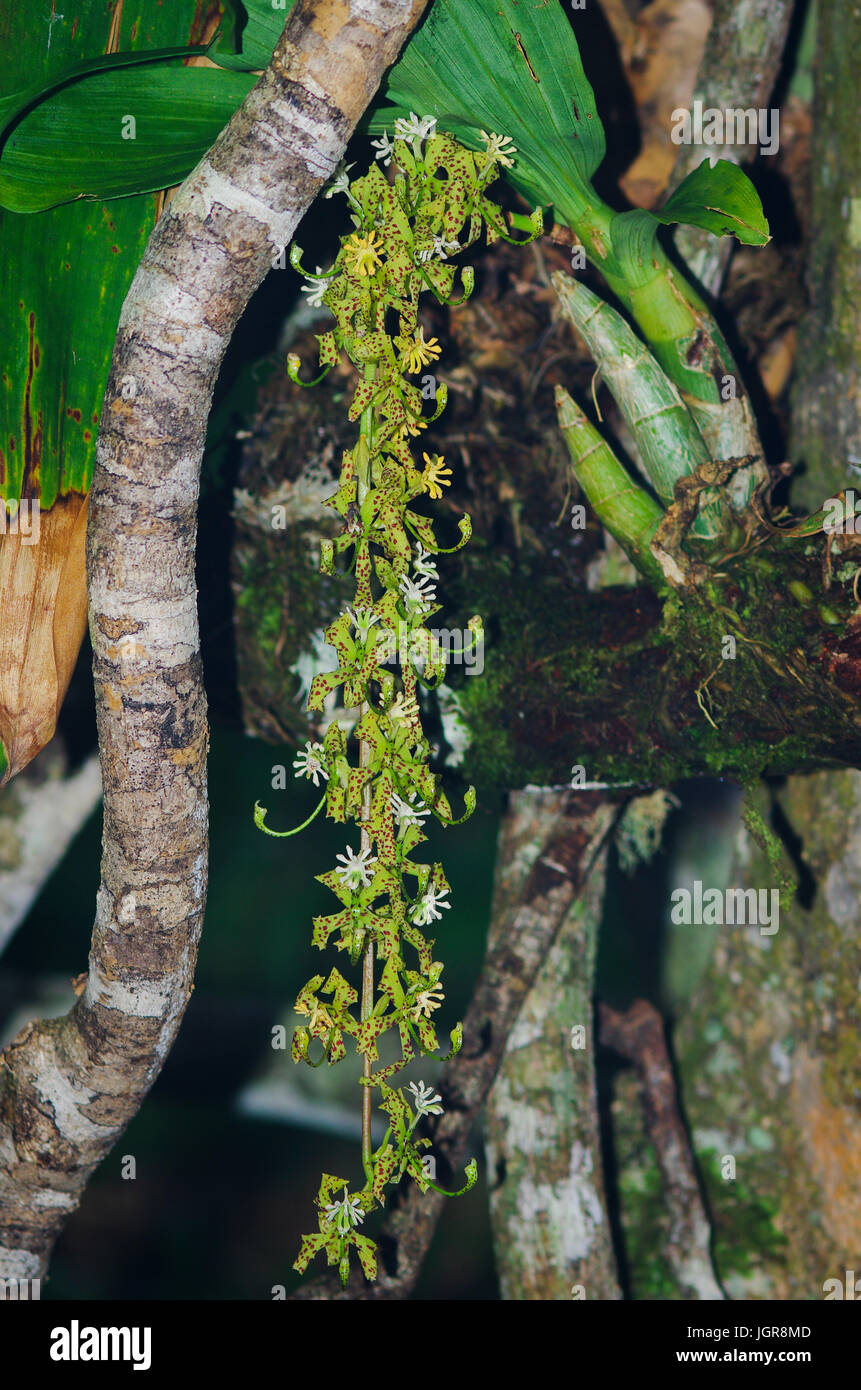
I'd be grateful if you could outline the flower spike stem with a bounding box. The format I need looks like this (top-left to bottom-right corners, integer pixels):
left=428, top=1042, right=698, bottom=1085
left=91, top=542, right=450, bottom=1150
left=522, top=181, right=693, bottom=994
left=260, top=123, right=541, bottom=1289
left=358, top=379, right=375, bottom=1181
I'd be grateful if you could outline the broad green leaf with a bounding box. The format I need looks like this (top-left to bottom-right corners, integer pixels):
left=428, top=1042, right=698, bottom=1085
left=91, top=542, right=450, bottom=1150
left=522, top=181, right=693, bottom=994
left=660, top=157, right=770, bottom=243
left=611, top=158, right=770, bottom=286
left=0, top=1, right=606, bottom=231
left=211, top=0, right=296, bottom=70
left=0, top=65, right=255, bottom=213
left=1, top=199, right=157, bottom=505
left=366, top=0, right=606, bottom=226
left=0, top=0, right=294, bottom=211
left=0, top=43, right=214, bottom=151
left=0, top=1, right=217, bottom=506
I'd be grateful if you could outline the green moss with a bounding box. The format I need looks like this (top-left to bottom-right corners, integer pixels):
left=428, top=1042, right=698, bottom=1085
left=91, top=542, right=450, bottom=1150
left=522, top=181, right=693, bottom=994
left=618, top=1159, right=682, bottom=1300
left=447, top=534, right=861, bottom=790
left=615, top=790, right=678, bottom=872
left=230, top=430, right=861, bottom=795
left=698, top=1150, right=787, bottom=1282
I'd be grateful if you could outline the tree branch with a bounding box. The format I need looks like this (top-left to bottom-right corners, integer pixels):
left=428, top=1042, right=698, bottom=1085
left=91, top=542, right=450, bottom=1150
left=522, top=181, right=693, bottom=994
left=0, top=0, right=430, bottom=1282
left=600, top=999, right=725, bottom=1300
left=485, top=790, right=621, bottom=1300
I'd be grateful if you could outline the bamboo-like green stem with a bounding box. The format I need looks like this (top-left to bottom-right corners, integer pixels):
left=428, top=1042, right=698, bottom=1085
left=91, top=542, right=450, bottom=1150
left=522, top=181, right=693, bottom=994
left=552, top=274, right=723, bottom=537
left=555, top=386, right=664, bottom=586
left=554, top=198, right=766, bottom=484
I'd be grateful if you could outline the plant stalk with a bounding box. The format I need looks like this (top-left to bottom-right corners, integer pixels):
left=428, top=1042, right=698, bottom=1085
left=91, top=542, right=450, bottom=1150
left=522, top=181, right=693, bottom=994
left=358, top=369, right=376, bottom=1178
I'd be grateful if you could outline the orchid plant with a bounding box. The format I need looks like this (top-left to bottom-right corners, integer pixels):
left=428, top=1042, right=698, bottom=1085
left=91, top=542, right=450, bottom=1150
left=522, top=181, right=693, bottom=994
left=254, top=118, right=541, bottom=1287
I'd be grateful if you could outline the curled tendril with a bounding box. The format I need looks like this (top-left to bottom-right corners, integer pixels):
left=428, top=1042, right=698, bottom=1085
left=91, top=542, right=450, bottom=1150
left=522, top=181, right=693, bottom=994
left=253, top=795, right=327, bottom=838
left=286, top=353, right=333, bottom=388
left=494, top=205, right=545, bottom=246
left=442, top=264, right=476, bottom=308
left=425, top=1157, right=479, bottom=1199
left=419, top=381, right=449, bottom=425
left=288, top=242, right=340, bottom=279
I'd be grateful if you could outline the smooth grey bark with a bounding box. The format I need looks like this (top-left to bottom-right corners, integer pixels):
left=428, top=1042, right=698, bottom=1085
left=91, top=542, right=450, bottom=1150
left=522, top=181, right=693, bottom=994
left=0, top=0, right=430, bottom=1281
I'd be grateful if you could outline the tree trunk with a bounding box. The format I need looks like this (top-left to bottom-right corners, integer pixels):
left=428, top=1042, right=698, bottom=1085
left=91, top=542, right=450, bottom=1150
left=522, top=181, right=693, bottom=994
left=674, top=774, right=861, bottom=1296
left=673, top=0, right=861, bottom=1297
left=791, top=0, right=861, bottom=507
left=485, top=790, right=621, bottom=1300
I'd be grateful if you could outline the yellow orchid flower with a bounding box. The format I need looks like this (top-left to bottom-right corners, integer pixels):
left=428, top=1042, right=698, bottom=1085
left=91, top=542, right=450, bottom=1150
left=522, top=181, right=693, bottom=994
left=421, top=452, right=452, bottom=499
left=402, top=326, right=442, bottom=373
left=400, top=416, right=428, bottom=439
left=343, top=231, right=382, bottom=278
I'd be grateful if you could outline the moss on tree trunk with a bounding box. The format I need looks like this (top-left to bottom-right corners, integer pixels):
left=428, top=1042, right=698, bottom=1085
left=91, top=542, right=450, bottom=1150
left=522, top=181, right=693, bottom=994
left=448, top=537, right=861, bottom=791
left=672, top=775, right=861, bottom=1297
left=670, top=0, right=861, bottom=1299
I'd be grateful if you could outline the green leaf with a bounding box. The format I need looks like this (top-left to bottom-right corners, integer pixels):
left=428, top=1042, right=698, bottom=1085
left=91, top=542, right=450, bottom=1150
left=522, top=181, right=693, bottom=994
left=0, top=1, right=216, bottom=505
left=1, top=199, right=152, bottom=505
left=210, top=0, right=297, bottom=71
left=659, top=157, right=770, bottom=244
left=0, top=42, right=212, bottom=158
left=611, top=158, right=770, bottom=286
left=367, top=0, right=605, bottom=225
left=0, top=65, right=255, bottom=213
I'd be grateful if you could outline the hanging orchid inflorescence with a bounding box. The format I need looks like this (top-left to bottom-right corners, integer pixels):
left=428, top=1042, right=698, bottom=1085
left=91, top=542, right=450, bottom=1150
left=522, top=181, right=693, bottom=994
left=254, top=117, right=542, bottom=1287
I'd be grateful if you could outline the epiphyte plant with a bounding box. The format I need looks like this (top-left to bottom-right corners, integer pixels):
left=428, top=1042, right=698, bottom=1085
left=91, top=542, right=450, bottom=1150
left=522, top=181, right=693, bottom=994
left=254, top=117, right=541, bottom=1287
